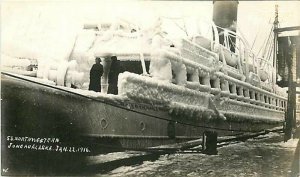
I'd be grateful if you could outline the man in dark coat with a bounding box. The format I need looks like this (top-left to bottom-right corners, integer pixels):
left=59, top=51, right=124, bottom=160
left=89, top=57, right=103, bottom=92
left=108, top=56, right=122, bottom=95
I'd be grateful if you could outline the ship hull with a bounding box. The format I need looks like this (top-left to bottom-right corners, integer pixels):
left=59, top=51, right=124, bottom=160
left=1, top=72, right=285, bottom=150
left=1, top=72, right=285, bottom=174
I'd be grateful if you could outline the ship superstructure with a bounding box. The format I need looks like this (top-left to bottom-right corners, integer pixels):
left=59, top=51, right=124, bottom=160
left=1, top=1, right=288, bottom=154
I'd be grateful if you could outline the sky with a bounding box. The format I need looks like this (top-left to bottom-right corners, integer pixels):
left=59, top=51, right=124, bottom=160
left=1, top=0, right=299, bottom=61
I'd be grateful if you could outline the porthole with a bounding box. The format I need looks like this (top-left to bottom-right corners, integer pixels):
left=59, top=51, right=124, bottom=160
left=140, top=121, right=146, bottom=131
left=100, top=118, right=108, bottom=129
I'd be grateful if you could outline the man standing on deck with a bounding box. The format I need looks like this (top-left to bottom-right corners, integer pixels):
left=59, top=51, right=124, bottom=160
left=89, top=57, right=103, bottom=92
left=108, top=56, right=122, bottom=95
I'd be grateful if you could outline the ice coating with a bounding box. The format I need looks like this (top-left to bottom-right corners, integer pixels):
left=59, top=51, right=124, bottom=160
left=149, top=33, right=173, bottom=82
left=35, top=59, right=85, bottom=88
left=1, top=54, right=31, bottom=68
left=2, top=20, right=288, bottom=126
left=118, top=72, right=211, bottom=107
left=1, top=17, right=287, bottom=108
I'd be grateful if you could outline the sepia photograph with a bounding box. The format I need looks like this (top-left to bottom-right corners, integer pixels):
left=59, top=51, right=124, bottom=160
left=1, top=0, right=300, bottom=176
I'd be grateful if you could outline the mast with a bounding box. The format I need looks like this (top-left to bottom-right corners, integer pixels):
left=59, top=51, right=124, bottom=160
left=273, top=4, right=279, bottom=89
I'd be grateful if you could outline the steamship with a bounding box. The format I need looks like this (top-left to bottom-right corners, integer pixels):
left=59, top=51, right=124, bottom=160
left=1, top=1, right=287, bottom=153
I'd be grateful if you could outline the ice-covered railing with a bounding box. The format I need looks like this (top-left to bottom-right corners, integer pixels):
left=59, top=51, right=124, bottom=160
left=145, top=18, right=287, bottom=106
left=118, top=71, right=286, bottom=123
left=180, top=38, right=218, bottom=59
left=118, top=72, right=221, bottom=121
left=1, top=53, right=38, bottom=76
left=36, top=59, right=85, bottom=88
left=119, top=72, right=210, bottom=106
left=212, top=24, right=276, bottom=88
left=120, top=29, right=288, bottom=113
left=90, top=19, right=154, bottom=62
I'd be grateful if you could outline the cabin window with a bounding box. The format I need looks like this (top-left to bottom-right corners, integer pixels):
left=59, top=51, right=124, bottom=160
left=187, top=73, right=192, bottom=82
left=172, top=69, right=176, bottom=78
left=236, top=86, right=243, bottom=96
left=199, top=75, right=210, bottom=86
left=243, top=89, right=249, bottom=97
left=171, top=69, right=176, bottom=84
left=264, top=95, right=267, bottom=103
left=255, top=93, right=259, bottom=100
left=284, top=101, right=287, bottom=109
left=199, top=76, right=204, bottom=85
left=220, top=81, right=225, bottom=91
left=284, top=101, right=287, bottom=108
left=249, top=90, right=254, bottom=99
left=210, top=79, right=215, bottom=88
left=118, top=60, right=150, bottom=75
left=236, top=86, right=240, bottom=95
left=229, top=84, right=234, bottom=93
left=236, top=86, right=240, bottom=96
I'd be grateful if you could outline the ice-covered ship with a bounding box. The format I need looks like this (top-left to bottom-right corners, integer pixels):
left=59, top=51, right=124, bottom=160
left=1, top=3, right=288, bottom=153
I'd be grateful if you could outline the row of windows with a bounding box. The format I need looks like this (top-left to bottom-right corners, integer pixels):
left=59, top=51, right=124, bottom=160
left=197, top=75, right=287, bottom=110
left=169, top=67, right=287, bottom=110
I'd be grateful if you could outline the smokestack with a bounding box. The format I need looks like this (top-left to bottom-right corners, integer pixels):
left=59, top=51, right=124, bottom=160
left=213, top=0, right=238, bottom=52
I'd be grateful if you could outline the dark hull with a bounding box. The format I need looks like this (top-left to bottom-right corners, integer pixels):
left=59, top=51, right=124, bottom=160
left=1, top=72, right=285, bottom=175
left=1, top=72, right=284, bottom=150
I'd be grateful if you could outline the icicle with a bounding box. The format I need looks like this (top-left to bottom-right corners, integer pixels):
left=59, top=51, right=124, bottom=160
left=138, top=31, right=148, bottom=75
